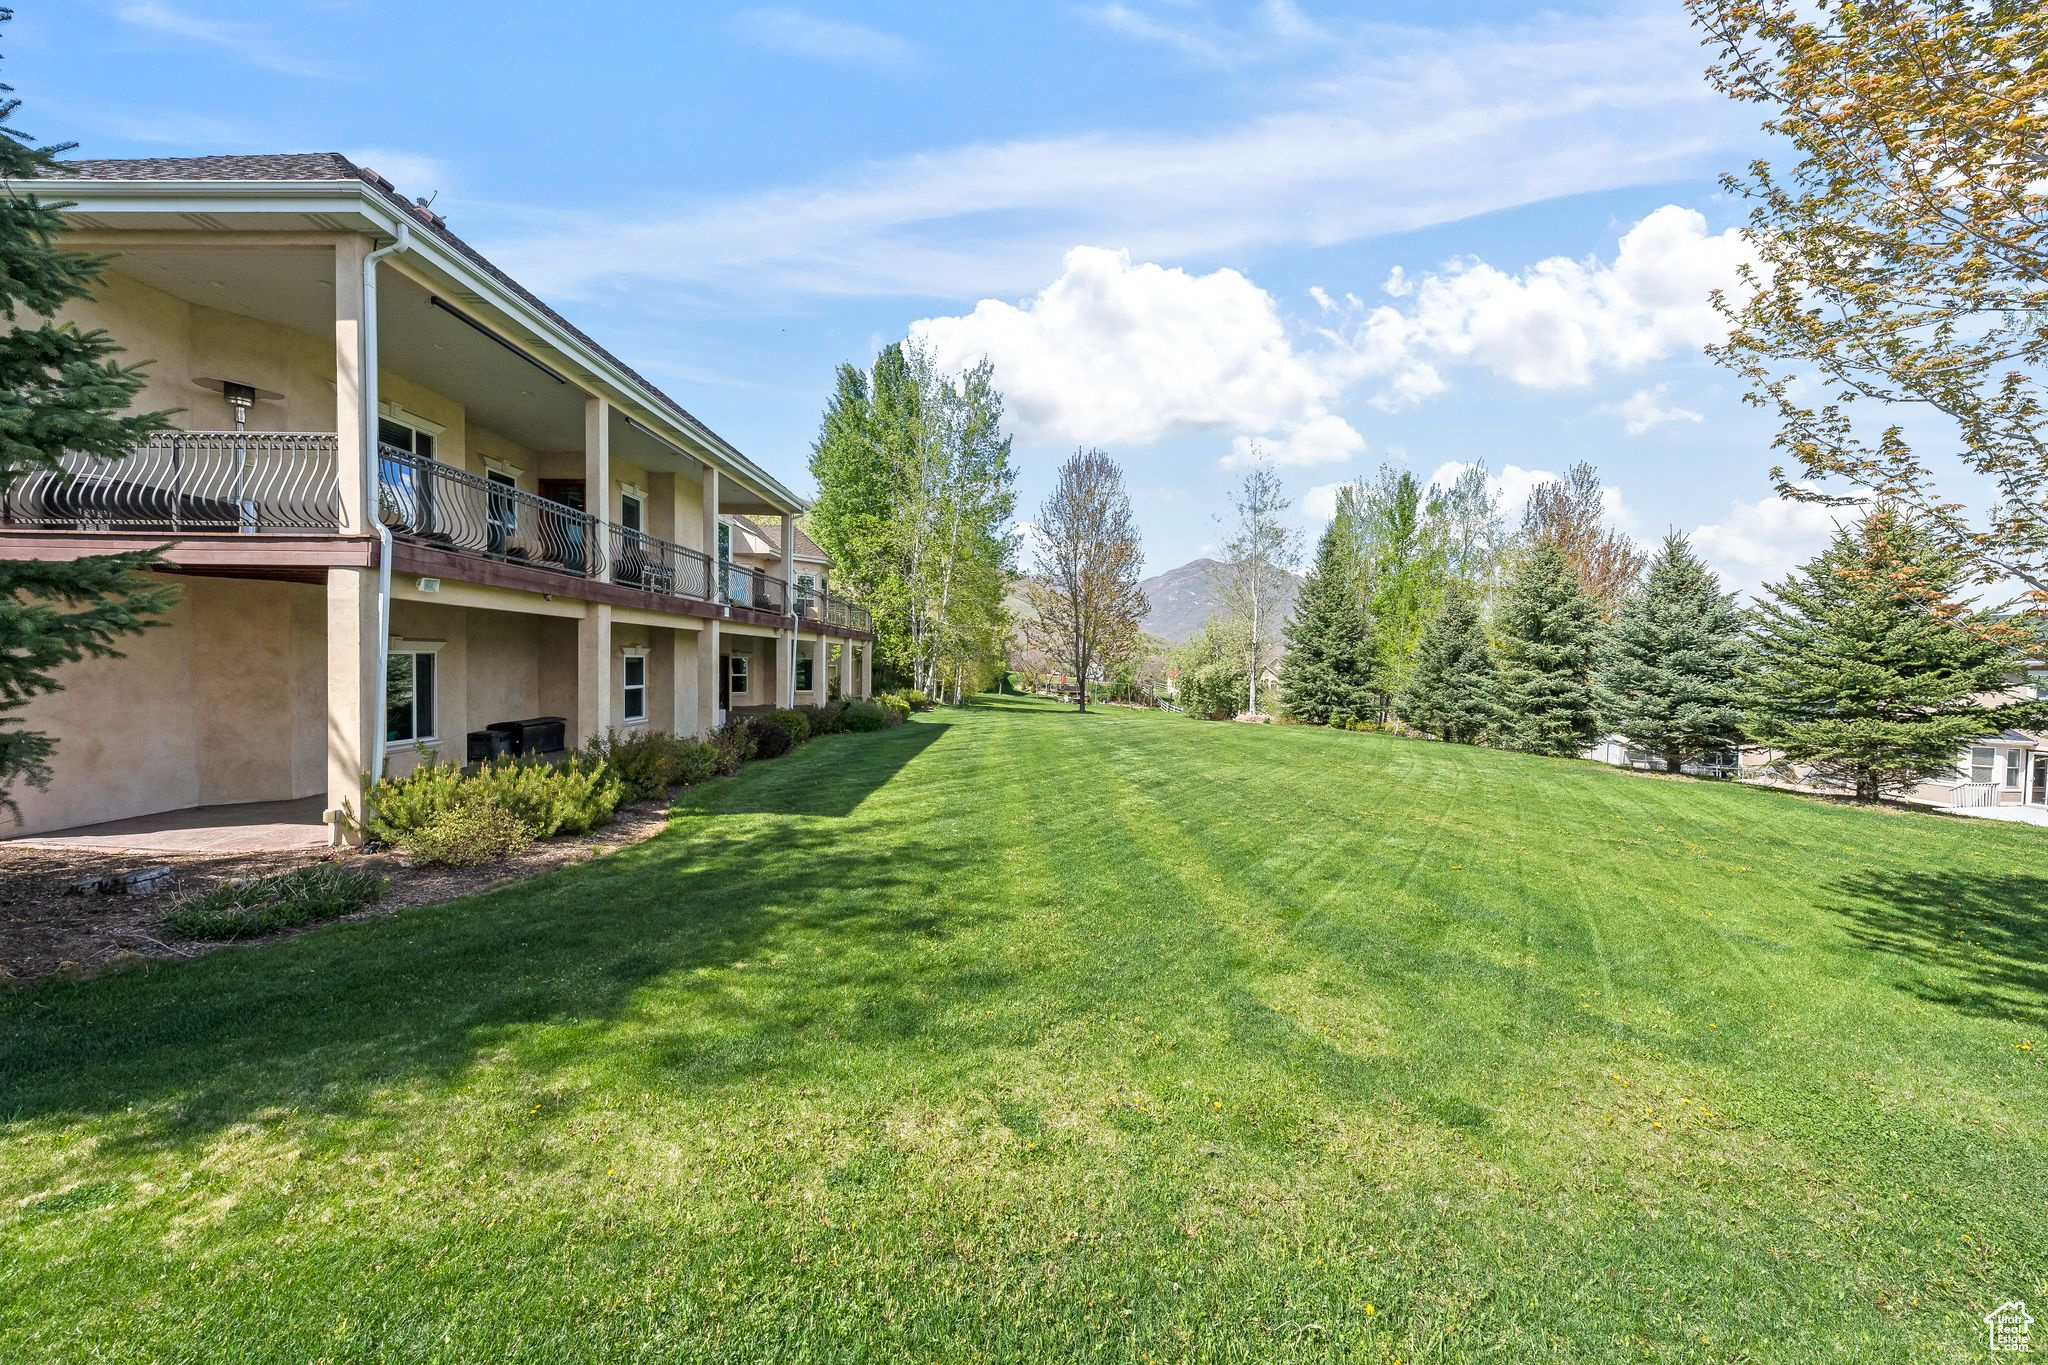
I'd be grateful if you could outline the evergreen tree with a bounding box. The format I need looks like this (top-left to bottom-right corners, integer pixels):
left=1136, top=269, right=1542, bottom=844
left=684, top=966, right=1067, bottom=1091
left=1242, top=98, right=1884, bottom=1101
left=1493, top=540, right=1602, bottom=757
left=1595, top=533, right=1748, bottom=772
left=1279, top=519, right=1375, bottom=725
left=1746, top=509, right=2038, bottom=803
left=1396, top=585, right=1499, bottom=743
left=0, top=43, right=176, bottom=816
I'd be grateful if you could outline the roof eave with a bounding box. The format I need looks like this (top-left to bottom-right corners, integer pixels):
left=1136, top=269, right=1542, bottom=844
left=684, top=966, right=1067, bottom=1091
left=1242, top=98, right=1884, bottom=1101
left=35, top=176, right=808, bottom=514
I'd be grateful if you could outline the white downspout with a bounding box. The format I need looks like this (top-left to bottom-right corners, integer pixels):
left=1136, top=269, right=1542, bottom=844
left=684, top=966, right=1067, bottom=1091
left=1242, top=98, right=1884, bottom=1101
left=363, top=223, right=411, bottom=788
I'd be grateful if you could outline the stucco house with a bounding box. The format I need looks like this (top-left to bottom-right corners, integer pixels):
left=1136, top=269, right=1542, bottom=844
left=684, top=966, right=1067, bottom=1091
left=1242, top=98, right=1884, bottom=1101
left=1586, top=665, right=2048, bottom=813
left=0, top=153, right=874, bottom=843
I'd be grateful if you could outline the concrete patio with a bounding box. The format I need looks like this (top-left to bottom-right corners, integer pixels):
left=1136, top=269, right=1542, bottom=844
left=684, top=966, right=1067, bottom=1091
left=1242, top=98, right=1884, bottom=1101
left=5, top=796, right=332, bottom=854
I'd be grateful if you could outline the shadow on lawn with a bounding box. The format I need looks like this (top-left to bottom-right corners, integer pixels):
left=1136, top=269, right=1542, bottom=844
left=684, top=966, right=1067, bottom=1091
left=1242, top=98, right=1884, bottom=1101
left=1823, top=868, right=2048, bottom=1025
left=0, top=717, right=997, bottom=1148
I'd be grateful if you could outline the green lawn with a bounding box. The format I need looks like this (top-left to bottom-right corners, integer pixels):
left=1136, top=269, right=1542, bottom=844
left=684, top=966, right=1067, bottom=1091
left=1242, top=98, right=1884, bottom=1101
left=3, top=698, right=2044, bottom=1362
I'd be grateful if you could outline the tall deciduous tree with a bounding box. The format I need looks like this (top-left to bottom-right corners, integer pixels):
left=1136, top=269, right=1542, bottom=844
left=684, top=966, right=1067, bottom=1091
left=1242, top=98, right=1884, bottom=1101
left=1494, top=539, right=1603, bottom=757
left=1173, top=615, right=1252, bottom=720
left=1396, top=585, right=1500, bottom=744
left=1595, top=534, right=1749, bottom=772
left=1691, top=0, right=2048, bottom=598
left=1215, top=456, right=1300, bottom=717
left=1521, top=462, right=1646, bottom=615
left=0, top=51, right=176, bottom=816
left=806, top=341, right=1017, bottom=696
left=1278, top=519, right=1376, bottom=725
left=1357, top=467, right=1437, bottom=711
left=1745, top=509, right=2037, bottom=802
left=1024, top=447, right=1147, bottom=712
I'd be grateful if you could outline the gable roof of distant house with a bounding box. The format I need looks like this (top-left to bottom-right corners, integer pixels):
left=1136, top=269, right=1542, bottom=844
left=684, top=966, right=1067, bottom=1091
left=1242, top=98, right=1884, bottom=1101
left=45, top=152, right=797, bottom=510
left=729, top=514, right=829, bottom=565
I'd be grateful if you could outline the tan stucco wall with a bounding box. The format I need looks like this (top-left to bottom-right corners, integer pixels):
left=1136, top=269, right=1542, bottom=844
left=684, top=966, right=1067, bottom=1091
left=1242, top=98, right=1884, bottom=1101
left=77, top=266, right=338, bottom=434
left=10, top=576, right=328, bottom=835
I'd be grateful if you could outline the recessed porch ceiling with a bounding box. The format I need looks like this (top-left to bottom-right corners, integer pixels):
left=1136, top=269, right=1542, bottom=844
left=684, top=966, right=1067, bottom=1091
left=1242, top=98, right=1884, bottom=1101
left=100, top=245, right=788, bottom=513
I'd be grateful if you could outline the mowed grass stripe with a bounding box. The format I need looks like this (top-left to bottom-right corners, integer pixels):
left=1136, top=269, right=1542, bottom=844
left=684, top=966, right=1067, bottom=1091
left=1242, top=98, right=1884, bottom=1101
left=0, top=696, right=2041, bottom=1362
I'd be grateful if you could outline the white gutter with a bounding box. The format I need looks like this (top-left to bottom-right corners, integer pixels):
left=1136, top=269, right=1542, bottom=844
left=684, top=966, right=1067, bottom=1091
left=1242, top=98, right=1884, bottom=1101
left=363, top=223, right=411, bottom=790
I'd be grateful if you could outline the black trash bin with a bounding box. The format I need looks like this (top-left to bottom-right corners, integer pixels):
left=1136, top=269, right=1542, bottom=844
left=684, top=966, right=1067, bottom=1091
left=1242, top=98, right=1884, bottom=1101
left=485, top=719, right=525, bottom=755
left=466, top=729, right=513, bottom=763
left=519, top=716, right=568, bottom=756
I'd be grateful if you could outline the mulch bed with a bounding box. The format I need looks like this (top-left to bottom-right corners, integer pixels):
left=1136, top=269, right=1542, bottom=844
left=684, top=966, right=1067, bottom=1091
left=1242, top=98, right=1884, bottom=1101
left=0, top=795, right=678, bottom=989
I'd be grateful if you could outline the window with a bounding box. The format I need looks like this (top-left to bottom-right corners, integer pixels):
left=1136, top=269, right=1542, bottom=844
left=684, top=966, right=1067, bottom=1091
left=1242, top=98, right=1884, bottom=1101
left=2006, top=750, right=2024, bottom=788
left=620, top=492, right=643, bottom=533
left=622, top=653, right=647, bottom=723
left=378, top=417, right=435, bottom=459
left=727, top=653, right=749, bottom=697
left=795, top=652, right=813, bottom=692
left=378, top=418, right=437, bottom=533
left=1970, top=746, right=1995, bottom=783
left=386, top=650, right=437, bottom=745
left=716, top=521, right=732, bottom=601
left=2033, top=671, right=2048, bottom=701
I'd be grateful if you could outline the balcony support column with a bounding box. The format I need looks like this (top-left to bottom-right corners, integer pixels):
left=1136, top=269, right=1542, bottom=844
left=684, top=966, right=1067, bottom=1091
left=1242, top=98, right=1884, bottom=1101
left=324, top=566, right=379, bottom=845
left=584, top=396, right=610, bottom=581
left=777, top=515, right=798, bottom=707
left=840, top=635, right=856, bottom=699
left=697, top=463, right=723, bottom=735
left=577, top=603, right=613, bottom=749
left=332, top=237, right=371, bottom=535
left=860, top=641, right=872, bottom=699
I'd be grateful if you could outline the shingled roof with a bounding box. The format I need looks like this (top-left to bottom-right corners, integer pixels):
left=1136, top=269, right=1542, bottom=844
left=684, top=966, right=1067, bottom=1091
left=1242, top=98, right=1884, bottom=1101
left=730, top=514, right=830, bottom=564
left=49, top=153, right=780, bottom=500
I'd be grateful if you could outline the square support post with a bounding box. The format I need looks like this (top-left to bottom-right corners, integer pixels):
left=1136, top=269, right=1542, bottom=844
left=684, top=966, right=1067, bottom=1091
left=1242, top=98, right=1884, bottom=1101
left=584, top=395, right=610, bottom=581
left=697, top=463, right=723, bottom=735
left=777, top=515, right=797, bottom=707
left=333, top=237, right=371, bottom=535
left=325, top=567, right=379, bottom=844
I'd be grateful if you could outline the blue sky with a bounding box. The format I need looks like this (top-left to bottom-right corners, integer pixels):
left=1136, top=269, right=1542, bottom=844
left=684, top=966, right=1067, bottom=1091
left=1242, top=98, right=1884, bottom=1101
left=27, top=0, right=1859, bottom=592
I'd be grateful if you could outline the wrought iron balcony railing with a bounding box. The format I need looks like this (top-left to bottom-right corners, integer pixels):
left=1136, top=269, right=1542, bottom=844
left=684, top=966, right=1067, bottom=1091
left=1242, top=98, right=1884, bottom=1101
left=609, top=524, right=714, bottom=600
left=1, top=431, right=342, bottom=532
left=379, top=445, right=603, bottom=580
left=722, top=561, right=788, bottom=614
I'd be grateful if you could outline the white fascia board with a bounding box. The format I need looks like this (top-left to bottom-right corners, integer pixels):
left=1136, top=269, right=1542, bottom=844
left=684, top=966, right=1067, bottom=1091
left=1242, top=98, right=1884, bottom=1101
left=43, top=177, right=809, bottom=514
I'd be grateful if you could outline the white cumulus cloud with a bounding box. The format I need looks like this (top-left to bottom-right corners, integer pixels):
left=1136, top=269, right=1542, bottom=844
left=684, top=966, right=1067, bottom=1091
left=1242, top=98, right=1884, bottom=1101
left=1690, top=492, right=1850, bottom=600
left=911, top=246, right=1360, bottom=463
left=1323, top=205, right=1755, bottom=408
left=1601, top=384, right=1705, bottom=435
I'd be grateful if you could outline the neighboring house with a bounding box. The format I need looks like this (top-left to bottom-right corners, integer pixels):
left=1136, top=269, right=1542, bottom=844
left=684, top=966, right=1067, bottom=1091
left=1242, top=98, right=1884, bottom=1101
left=0, top=153, right=874, bottom=841
left=1586, top=666, right=2048, bottom=813
left=1583, top=737, right=1739, bottom=779
left=1824, top=662, right=2048, bottom=812
left=721, top=515, right=841, bottom=712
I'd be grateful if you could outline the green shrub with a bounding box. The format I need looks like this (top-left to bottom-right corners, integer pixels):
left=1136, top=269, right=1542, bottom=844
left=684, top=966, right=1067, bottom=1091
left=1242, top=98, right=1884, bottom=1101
left=709, top=718, right=756, bottom=775
left=878, top=694, right=911, bottom=725
left=164, top=864, right=385, bottom=942
left=839, top=699, right=890, bottom=732
left=365, top=754, right=623, bottom=845
left=361, top=759, right=468, bottom=840
left=767, top=707, right=811, bottom=744
left=749, top=714, right=795, bottom=759
left=900, top=688, right=935, bottom=712
left=801, top=703, right=842, bottom=737
left=397, top=793, right=536, bottom=867
left=584, top=728, right=718, bottom=801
